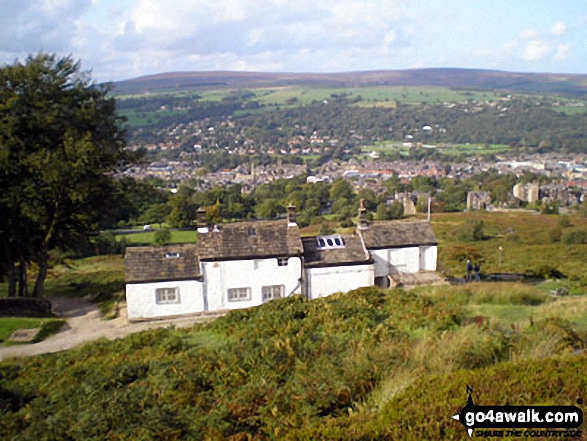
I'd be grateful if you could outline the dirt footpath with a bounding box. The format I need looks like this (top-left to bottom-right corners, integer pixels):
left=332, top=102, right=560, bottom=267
left=0, top=297, right=223, bottom=361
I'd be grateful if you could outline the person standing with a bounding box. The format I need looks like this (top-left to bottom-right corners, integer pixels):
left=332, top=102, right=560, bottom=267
left=474, top=263, right=481, bottom=282
left=466, top=260, right=473, bottom=282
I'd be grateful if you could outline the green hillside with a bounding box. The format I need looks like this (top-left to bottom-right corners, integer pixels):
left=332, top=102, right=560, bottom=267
left=0, top=285, right=585, bottom=439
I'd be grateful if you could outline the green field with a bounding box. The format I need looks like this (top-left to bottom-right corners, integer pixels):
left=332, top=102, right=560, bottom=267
left=116, top=229, right=198, bottom=245
left=250, top=86, right=496, bottom=107
left=0, top=317, right=65, bottom=345
left=361, top=141, right=511, bottom=156
left=431, top=212, right=587, bottom=281
left=119, top=85, right=504, bottom=109
left=119, top=108, right=190, bottom=128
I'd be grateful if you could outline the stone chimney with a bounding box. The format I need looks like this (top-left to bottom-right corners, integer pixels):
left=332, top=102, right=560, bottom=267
left=287, top=204, right=297, bottom=227
left=196, top=206, right=209, bottom=234
left=358, top=198, right=368, bottom=230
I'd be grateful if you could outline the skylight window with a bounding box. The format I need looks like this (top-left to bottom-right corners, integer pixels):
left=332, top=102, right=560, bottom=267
left=165, top=252, right=183, bottom=259
left=316, top=235, right=345, bottom=250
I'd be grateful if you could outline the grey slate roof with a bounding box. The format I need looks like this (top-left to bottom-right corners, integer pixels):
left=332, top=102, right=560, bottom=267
left=359, top=221, right=437, bottom=249
left=197, top=220, right=304, bottom=261
left=302, top=234, right=372, bottom=268
left=125, top=244, right=200, bottom=283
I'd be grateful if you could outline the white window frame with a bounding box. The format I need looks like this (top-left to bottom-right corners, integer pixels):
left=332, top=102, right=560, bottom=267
left=155, top=287, right=180, bottom=304
left=262, top=285, right=284, bottom=303
left=228, top=287, right=252, bottom=302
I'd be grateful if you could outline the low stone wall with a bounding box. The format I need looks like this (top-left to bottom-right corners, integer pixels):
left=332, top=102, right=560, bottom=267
left=0, top=297, right=52, bottom=317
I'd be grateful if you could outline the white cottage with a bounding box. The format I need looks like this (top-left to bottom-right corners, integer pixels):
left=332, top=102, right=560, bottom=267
left=124, top=206, right=439, bottom=320
left=302, top=234, right=374, bottom=299
left=197, top=220, right=304, bottom=312
left=358, top=219, right=438, bottom=288
left=125, top=245, right=204, bottom=320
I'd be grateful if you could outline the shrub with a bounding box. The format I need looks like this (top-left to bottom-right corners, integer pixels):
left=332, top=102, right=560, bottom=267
left=559, top=215, right=572, bottom=228
left=460, top=219, right=484, bottom=241
left=93, top=232, right=126, bottom=255
left=530, top=265, right=565, bottom=279
left=562, top=229, right=587, bottom=245
left=548, top=226, right=562, bottom=242
left=153, top=228, right=172, bottom=246
left=339, top=217, right=355, bottom=228
left=446, top=244, right=481, bottom=262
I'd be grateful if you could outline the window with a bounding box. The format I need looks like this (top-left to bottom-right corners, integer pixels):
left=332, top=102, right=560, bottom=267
left=262, top=285, right=284, bottom=302
left=316, top=235, right=346, bottom=250
left=228, top=287, right=251, bottom=302
left=165, top=252, right=183, bottom=259
left=277, top=257, right=288, bottom=266
left=156, top=287, right=180, bottom=304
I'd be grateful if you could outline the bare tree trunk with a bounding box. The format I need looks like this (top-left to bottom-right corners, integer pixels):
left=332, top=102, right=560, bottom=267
left=32, top=244, right=49, bottom=298
left=33, top=205, right=58, bottom=298
left=1, top=239, right=17, bottom=297
left=18, top=255, right=28, bottom=297
left=7, top=262, right=16, bottom=298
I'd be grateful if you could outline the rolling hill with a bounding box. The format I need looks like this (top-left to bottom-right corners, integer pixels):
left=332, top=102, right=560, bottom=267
left=111, top=68, right=587, bottom=96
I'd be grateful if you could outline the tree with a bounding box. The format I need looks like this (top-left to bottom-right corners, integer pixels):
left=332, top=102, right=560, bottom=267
left=376, top=203, right=390, bottom=220
left=329, top=179, right=353, bottom=202
left=0, top=54, right=128, bottom=297
left=166, top=186, right=196, bottom=228
left=388, top=201, right=404, bottom=219
left=140, top=203, right=171, bottom=228
left=154, top=229, right=172, bottom=246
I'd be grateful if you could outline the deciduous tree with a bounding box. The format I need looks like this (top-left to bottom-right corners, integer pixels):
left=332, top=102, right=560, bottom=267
left=0, top=54, right=128, bottom=297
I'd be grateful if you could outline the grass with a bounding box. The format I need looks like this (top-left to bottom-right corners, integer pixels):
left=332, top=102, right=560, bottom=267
left=415, top=281, right=587, bottom=330
left=0, top=286, right=584, bottom=439
left=253, top=86, right=496, bottom=107
left=431, top=211, right=587, bottom=281
left=43, top=255, right=126, bottom=318
left=0, top=317, right=66, bottom=344
left=361, top=141, right=511, bottom=156
left=116, top=229, right=198, bottom=245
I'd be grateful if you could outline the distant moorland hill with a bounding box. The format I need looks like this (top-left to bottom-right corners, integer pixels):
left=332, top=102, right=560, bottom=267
left=111, top=68, right=587, bottom=96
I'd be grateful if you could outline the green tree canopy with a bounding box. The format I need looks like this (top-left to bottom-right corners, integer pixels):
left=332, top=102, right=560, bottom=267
left=0, top=54, right=128, bottom=297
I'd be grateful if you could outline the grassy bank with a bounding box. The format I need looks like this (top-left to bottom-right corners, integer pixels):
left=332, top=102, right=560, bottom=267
left=0, top=285, right=584, bottom=439
left=431, top=212, right=587, bottom=281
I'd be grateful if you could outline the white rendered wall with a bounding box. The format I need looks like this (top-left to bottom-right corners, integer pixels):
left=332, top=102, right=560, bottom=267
left=202, top=257, right=302, bottom=312
left=126, top=280, right=204, bottom=320
left=419, top=245, right=437, bottom=271
left=372, top=247, right=422, bottom=275
left=306, top=264, right=374, bottom=300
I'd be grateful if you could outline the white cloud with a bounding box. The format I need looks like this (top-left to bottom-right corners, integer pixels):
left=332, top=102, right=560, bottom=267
left=520, top=29, right=539, bottom=40
left=555, top=44, right=570, bottom=60
left=550, top=22, right=567, bottom=35
left=523, top=40, right=551, bottom=61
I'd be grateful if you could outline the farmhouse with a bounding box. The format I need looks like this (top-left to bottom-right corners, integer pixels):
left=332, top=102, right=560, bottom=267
left=125, top=207, right=439, bottom=321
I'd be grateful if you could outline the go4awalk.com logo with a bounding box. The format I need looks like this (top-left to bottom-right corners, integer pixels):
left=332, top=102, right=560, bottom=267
left=451, top=386, right=583, bottom=438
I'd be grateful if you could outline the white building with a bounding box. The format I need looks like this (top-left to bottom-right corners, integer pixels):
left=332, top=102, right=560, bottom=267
left=125, top=207, right=438, bottom=321
left=125, top=245, right=204, bottom=320
left=302, top=234, right=374, bottom=299
left=359, top=220, right=437, bottom=288
left=196, top=220, right=304, bottom=312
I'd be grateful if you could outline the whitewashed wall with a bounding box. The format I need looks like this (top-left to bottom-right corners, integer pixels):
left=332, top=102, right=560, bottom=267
left=419, top=245, right=437, bottom=271
left=126, top=280, right=204, bottom=320
left=372, top=246, right=424, bottom=275
left=306, top=264, right=374, bottom=300
left=202, top=257, right=303, bottom=312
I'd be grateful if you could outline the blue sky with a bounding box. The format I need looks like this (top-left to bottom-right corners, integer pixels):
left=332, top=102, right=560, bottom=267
left=1, top=0, right=586, bottom=82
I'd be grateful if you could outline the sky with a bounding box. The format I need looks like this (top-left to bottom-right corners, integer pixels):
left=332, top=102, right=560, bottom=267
left=1, top=0, right=586, bottom=82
